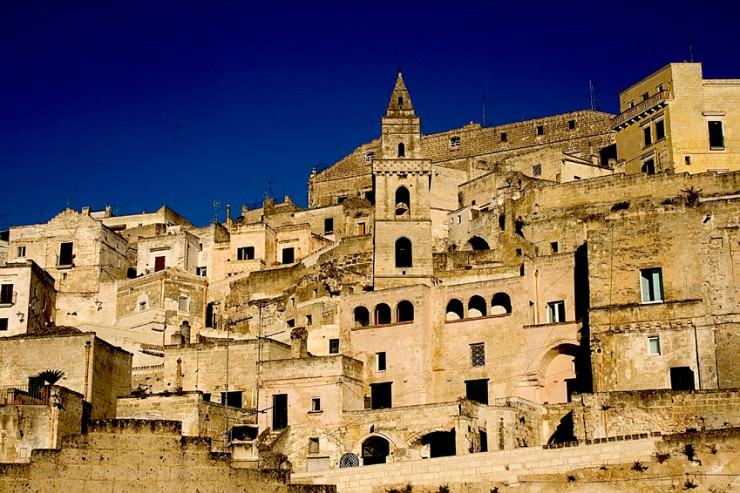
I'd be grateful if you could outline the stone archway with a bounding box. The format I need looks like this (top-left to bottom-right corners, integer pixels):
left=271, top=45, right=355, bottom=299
left=538, top=343, right=582, bottom=404
left=361, top=435, right=391, bottom=465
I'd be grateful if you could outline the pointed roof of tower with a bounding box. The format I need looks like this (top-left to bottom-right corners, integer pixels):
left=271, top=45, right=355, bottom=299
left=385, top=71, right=416, bottom=116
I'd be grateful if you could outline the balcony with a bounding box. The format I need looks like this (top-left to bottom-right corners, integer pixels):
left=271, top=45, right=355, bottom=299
left=611, top=90, right=672, bottom=130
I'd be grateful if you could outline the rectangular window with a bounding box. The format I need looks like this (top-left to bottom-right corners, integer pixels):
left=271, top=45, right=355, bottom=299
left=500, top=132, right=507, bottom=142
left=16, top=246, right=26, bottom=258
left=628, top=100, right=635, bottom=108
left=568, top=119, right=576, bottom=130
left=642, top=158, right=655, bottom=175
left=532, top=164, right=542, bottom=176
left=470, top=343, right=485, bottom=367
left=237, top=247, right=255, bottom=260
left=138, top=301, right=147, bottom=312
left=449, top=136, right=461, bottom=148
left=282, top=247, right=295, bottom=264
left=648, top=336, right=661, bottom=355
left=536, top=125, right=544, bottom=136
left=370, top=382, right=392, bottom=409
left=197, top=266, right=207, bottom=277
left=311, top=397, right=321, bottom=412
left=640, top=268, right=664, bottom=303
left=324, top=218, right=334, bottom=235
left=308, top=437, right=320, bottom=454
left=305, top=314, right=312, bottom=326
left=1, top=284, right=14, bottom=304
left=0, top=318, right=7, bottom=331
left=329, top=338, right=339, bottom=354
left=178, top=296, right=189, bottom=312
left=465, top=379, right=489, bottom=404
left=655, top=119, right=666, bottom=140
left=376, top=352, right=387, bottom=372
left=287, top=319, right=295, bottom=328
left=547, top=301, right=566, bottom=323
left=272, top=394, right=288, bottom=431
left=642, top=92, right=650, bottom=101
left=708, top=121, right=724, bottom=148
left=154, top=255, right=165, bottom=272
left=221, top=391, right=243, bottom=408
left=357, top=222, right=366, bottom=235
left=59, top=242, right=74, bottom=266
left=550, top=241, right=559, bottom=253
left=643, top=126, right=652, bottom=147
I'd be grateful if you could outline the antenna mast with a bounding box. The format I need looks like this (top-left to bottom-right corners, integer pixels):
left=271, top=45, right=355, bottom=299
left=482, top=96, right=487, bottom=128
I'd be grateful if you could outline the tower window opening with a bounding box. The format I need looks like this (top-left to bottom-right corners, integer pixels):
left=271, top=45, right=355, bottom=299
left=398, top=142, right=405, bottom=157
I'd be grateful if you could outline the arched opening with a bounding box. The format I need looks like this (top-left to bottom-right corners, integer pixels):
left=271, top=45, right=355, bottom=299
left=396, top=300, right=414, bottom=322
left=362, top=436, right=390, bottom=465
left=420, top=429, right=456, bottom=458
left=467, top=236, right=490, bottom=251
left=374, top=303, right=391, bottom=325
left=354, top=306, right=370, bottom=328
left=491, top=293, right=512, bottom=315
left=468, top=295, right=487, bottom=318
left=445, top=299, right=464, bottom=321
left=395, top=237, right=412, bottom=268
left=395, top=186, right=410, bottom=216
left=397, top=142, right=405, bottom=157
left=540, top=344, right=581, bottom=404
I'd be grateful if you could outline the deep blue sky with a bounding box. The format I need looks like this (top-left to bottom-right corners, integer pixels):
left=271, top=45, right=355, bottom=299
left=1, top=2, right=738, bottom=228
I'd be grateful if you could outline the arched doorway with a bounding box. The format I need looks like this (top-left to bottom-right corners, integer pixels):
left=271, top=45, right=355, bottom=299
left=540, top=344, right=581, bottom=404
left=362, top=435, right=390, bottom=465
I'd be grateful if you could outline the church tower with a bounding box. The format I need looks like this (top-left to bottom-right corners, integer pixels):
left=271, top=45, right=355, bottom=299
left=373, top=72, right=434, bottom=289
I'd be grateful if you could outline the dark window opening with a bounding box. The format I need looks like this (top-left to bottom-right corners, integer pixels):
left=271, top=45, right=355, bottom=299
left=642, top=92, right=650, bottom=101
left=479, top=430, right=488, bottom=452
left=362, top=436, right=390, bottom=465
left=329, top=338, right=339, bottom=354
left=468, top=236, right=490, bottom=251
left=398, top=96, right=403, bottom=108
left=466, top=378, right=489, bottom=404
left=568, top=120, right=576, bottom=130
left=354, top=306, right=370, bottom=327
left=491, top=292, right=512, bottom=315
left=551, top=241, right=559, bottom=253
left=547, top=301, right=566, bottom=323
left=154, top=255, right=165, bottom=272
left=287, top=319, right=295, bottom=328
left=499, top=214, right=506, bottom=231
left=282, top=247, right=295, bottom=264
left=500, top=132, right=507, bottom=142
left=446, top=299, right=464, bottom=321
left=536, top=125, right=544, bottom=136
left=221, top=391, right=243, bottom=408
left=272, top=394, right=288, bottom=431
left=370, top=382, right=392, bottom=409
left=324, top=218, right=334, bottom=235
left=127, top=267, right=137, bottom=279
left=641, top=159, right=655, bottom=175
left=450, top=136, right=461, bottom=148
left=468, top=295, right=487, bottom=318
left=237, top=246, right=255, bottom=260
left=396, top=300, right=414, bottom=322
left=311, top=397, right=321, bottom=412
left=421, top=429, right=456, bottom=458
left=708, top=121, right=724, bottom=148
left=395, top=186, right=410, bottom=216
left=395, top=237, right=412, bottom=268
left=397, top=142, right=405, bottom=157
left=59, top=242, right=74, bottom=266
left=374, top=303, right=391, bottom=325
left=655, top=120, right=666, bottom=140
left=1, top=284, right=13, bottom=304
left=643, top=126, right=652, bottom=147
left=670, top=367, right=695, bottom=391
left=376, top=352, right=386, bottom=371
left=0, top=318, right=7, bottom=331
left=532, top=164, right=542, bottom=177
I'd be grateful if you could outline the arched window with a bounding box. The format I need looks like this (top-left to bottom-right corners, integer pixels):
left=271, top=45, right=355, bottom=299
left=491, top=293, right=512, bottom=315
left=395, top=186, right=410, bottom=216
left=374, top=303, right=391, bottom=325
left=468, top=295, right=487, bottom=318
left=467, top=236, right=490, bottom=251
left=354, top=306, right=370, bottom=327
left=398, top=96, right=404, bottom=108
left=395, top=237, right=412, bottom=268
left=398, top=142, right=405, bottom=157
left=445, top=299, right=464, bottom=321
left=396, top=300, right=414, bottom=322
left=362, top=435, right=390, bottom=465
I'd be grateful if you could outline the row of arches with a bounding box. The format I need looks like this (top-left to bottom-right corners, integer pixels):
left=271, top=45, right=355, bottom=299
left=354, top=300, right=414, bottom=327
left=445, top=293, right=511, bottom=321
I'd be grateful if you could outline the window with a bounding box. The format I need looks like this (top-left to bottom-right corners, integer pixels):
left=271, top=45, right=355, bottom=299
left=178, top=296, right=189, bottom=312
left=370, top=382, right=392, bottom=409
left=364, top=152, right=375, bottom=163
left=311, top=397, right=321, bottom=412
left=397, top=142, right=405, bottom=157
left=395, top=237, right=412, bottom=268
left=648, top=336, right=661, bottom=355
left=1, top=284, right=14, bottom=304
left=59, top=242, right=74, bottom=266
left=655, top=119, right=665, bottom=140
left=685, top=156, right=691, bottom=166
left=640, top=268, right=664, bottom=303
left=396, top=300, right=414, bottom=322
left=282, top=247, right=295, bottom=264
left=237, top=247, right=255, bottom=260
left=500, top=132, right=507, bottom=142
left=357, top=222, right=366, bottom=235
left=308, top=437, right=320, bottom=454
left=449, top=136, right=461, bottom=148
left=0, top=318, right=7, bottom=331
left=329, top=338, right=339, bottom=354
left=471, top=343, right=485, bottom=367
left=376, top=352, right=387, bottom=371
left=708, top=121, right=724, bottom=148
left=138, top=301, right=147, bottom=312
left=568, top=120, right=576, bottom=130
left=154, top=255, right=165, bottom=272
left=287, top=319, right=295, bottom=328
left=547, top=301, right=566, bottom=323
left=305, top=314, right=312, bottom=326
left=221, top=391, right=243, bottom=408
left=398, top=96, right=403, bottom=108
left=642, top=92, right=650, bottom=101
left=272, top=394, right=288, bottom=431
left=324, top=218, right=334, bottom=235
left=670, top=367, right=695, bottom=391
left=628, top=100, right=635, bottom=108
left=354, top=306, right=370, bottom=327
left=374, top=303, right=391, bottom=325
left=395, top=186, right=410, bottom=216
left=551, top=241, right=559, bottom=253
left=641, top=158, right=655, bottom=175
left=536, top=125, right=544, bottom=136
left=197, top=266, right=207, bottom=277
left=643, top=126, right=652, bottom=147
left=532, top=164, right=542, bottom=177
left=465, top=379, right=489, bottom=404
left=657, top=84, right=664, bottom=92
left=16, top=246, right=26, bottom=258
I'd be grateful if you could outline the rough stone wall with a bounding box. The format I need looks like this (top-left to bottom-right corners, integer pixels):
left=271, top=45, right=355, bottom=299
left=0, top=260, right=55, bottom=336
left=0, top=419, right=335, bottom=492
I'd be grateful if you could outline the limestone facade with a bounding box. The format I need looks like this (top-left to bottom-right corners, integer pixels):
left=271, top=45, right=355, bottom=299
left=0, top=260, right=55, bottom=336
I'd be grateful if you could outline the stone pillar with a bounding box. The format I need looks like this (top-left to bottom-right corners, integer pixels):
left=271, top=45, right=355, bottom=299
left=290, top=327, right=308, bottom=359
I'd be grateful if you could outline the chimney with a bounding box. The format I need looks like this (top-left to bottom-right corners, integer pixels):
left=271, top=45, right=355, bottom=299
left=225, top=204, right=232, bottom=227
left=290, top=327, right=308, bottom=359
left=105, top=204, right=112, bottom=217
left=82, top=206, right=91, bottom=215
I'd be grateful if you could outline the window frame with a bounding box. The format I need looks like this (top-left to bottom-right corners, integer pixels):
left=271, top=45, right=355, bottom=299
left=310, top=397, right=321, bottom=413
left=470, top=342, right=485, bottom=367
left=329, top=338, right=340, bottom=354
left=449, top=136, right=461, bottom=148
left=547, top=300, right=566, bottom=323
left=178, top=296, right=189, bottom=312
left=376, top=352, right=387, bottom=372
left=640, top=267, right=664, bottom=304
left=708, top=120, right=725, bottom=149
left=648, top=335, right=661, bottom=355
left=0, top=284, right=14, bottom=305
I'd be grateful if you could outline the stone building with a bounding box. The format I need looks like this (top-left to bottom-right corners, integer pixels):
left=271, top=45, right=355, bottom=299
left=0, top=260, right=55, bottom=336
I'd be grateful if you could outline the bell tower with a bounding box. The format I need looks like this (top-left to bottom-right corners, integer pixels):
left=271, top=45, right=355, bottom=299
left=373, top=72, right=433, bottom=289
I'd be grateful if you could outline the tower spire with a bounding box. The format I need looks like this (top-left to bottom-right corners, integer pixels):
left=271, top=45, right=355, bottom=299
left=386, top=71, right=416, bottom=116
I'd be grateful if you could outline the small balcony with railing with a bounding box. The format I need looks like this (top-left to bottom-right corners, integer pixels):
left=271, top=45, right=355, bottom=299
left=611, top=90, right=672, bottom=130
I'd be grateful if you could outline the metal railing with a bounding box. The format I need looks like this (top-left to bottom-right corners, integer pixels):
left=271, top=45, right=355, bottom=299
left=611, top=90, right=672, bottom=129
